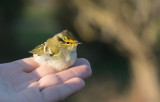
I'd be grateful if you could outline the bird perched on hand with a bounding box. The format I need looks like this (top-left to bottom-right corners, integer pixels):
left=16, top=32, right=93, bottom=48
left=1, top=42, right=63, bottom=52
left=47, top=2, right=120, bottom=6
left=29, top=30, right=81, bottom=71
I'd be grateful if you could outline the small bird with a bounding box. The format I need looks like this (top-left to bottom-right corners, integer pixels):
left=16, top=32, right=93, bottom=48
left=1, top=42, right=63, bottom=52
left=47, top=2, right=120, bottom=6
left=29, top=30, right=81, bottom=71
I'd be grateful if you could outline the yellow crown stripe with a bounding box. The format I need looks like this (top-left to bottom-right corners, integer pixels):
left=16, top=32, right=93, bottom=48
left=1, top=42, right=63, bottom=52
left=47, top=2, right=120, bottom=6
left=64, top=40, right=77, bottom=42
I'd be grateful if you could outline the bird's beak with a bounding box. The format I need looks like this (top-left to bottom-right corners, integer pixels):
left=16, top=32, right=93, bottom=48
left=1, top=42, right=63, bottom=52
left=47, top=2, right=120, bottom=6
left=73, top=42, right=82, bottom=45
left=75, top=42, right=82, bottom=45
left=77, top=42, right=82, bottom=44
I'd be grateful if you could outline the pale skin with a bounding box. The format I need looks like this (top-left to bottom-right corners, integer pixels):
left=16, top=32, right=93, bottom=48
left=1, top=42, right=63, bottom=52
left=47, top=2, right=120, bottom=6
left=0, top=58, right=92, bottom=102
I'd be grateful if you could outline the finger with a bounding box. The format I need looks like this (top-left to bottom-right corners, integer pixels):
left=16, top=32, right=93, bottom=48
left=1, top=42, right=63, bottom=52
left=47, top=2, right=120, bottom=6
left=30, top=65, right=57, bottom=80
left=73, top=58, right=91, bottom=67
left=9, top=58, right=39, bottom=72
left=41, top=77, right=85, bottom=102
left=38, top=63, right=91, bottom=89
left=70, top=58, right=92, bottom=79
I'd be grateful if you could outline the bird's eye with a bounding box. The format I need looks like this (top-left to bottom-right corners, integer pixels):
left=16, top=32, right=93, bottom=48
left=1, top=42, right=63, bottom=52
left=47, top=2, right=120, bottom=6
left=66, top=42, right=70, bottom=44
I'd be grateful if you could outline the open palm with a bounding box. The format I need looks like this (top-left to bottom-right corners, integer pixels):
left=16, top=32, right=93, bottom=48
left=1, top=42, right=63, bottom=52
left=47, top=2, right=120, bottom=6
left=0, top=58, right=91, bottom=102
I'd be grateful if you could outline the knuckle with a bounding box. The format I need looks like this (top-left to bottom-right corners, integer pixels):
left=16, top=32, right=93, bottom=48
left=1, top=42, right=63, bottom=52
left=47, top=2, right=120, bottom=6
left=82, top=65, right=92, bottom=78
left=75, top=77, right=85, bottom=88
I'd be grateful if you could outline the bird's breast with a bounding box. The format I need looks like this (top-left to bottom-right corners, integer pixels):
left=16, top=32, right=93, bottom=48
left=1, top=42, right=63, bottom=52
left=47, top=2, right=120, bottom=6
left=33, top=50, right=77, bottom=71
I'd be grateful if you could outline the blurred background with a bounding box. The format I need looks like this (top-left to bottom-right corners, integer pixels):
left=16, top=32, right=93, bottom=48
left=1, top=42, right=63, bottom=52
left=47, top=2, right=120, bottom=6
left=0, top=0, right=160, bottom=102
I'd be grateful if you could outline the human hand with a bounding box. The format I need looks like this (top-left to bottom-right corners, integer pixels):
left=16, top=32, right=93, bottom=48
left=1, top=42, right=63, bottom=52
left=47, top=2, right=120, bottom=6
left=0, top=58, right=91, bottom=102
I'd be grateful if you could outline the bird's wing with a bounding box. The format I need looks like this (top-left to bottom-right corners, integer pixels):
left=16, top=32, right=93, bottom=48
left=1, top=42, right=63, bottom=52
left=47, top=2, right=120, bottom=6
left=29, top=44, right=45, bottom=55
left=29, top=42, right=59, bottom=56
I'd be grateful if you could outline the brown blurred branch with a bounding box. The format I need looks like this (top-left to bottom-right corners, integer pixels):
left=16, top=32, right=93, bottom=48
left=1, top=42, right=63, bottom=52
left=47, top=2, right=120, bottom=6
left=70, top=0, right=160, bottom=102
